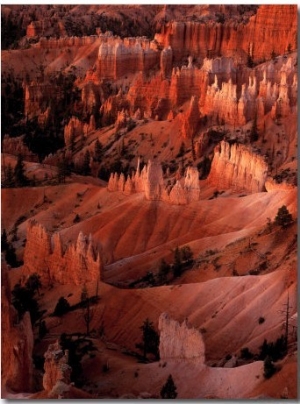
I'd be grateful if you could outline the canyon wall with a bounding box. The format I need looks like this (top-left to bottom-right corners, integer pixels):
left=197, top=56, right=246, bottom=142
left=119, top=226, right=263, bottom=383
left=23, top=6, right=297, bottom=131
left=99, top=51, right=296, bottom=131
left=158, top=312, right=205, bottom=362
left=97, top=35, right=159, bottom=81
left=207, top=140, right=268, bottom=193
left=108, top=159, right=200, bottom=205
left=154, top=5, right=297, bottom=64
left=1, top=259, right=34, bottom=393
left=23, top=221, right=102, bottom=285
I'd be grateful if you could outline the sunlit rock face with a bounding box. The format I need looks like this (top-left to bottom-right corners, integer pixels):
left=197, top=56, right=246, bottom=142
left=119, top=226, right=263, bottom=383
left=207, top=140, right=269, bottom=193
left=158, top=312, right=205, bottom=362
left=23, top=221, right=102, bottom=285
left=108, top=160, right=200, bottom=205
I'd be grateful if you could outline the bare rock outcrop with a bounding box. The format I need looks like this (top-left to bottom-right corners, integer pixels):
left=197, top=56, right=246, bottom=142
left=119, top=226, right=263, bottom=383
left=23, top=82, right=61, bottom=121
left=97, top=36, right=159, bottom=80
left=208, top=140, right=268, bottom=193
left=64, top=115, right=96, bottom=147
left=1, top=258, right=34, bottom=393
left=39, top=341, right=93, bottom=399
left=265, top=178, right=296, bottom=192
left=108, top=159, right=200, bottom=205
left=158, top=312, right=205, bottom=362
left=23, top=221, right=102, bottom=285
left=43, top=341, right=71, bottom=393
left=155, top=5, right=297, bottom=64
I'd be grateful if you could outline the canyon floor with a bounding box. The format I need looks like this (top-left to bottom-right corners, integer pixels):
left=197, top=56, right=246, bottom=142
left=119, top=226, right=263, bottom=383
left=2, top=158, right=298, bottom=399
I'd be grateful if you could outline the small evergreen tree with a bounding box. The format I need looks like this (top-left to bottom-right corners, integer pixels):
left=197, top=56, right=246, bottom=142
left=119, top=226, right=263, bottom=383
left=57, top=155, right=70, bottom=184
left=25, top=273, right=42, bottom=296
left=3, top=163, right=15, bottom=188
left=5, top=243, right=18, bottom=267
left=250, top=113, right=259, bottom=142
left=263, top=356, right=276, bottom=379
left=173, top=247, right=182, bottom=278
left=53, top=297, right=70, bottom=317
left=59, top=333, right=98, bottom=386
left=1, top=229, right=9, bottom=251
left=38, top=320, right=48, bottom=339
left=81, top=284, right=88, bottom=303
left=176, top=142, right=185, bottom=158
left=14, top=154, right=29, bottom=187
left=158, top=259, right=170, bottom=284
left=274, top=205, right=293, bottom=228
left=11, top=282, right=41, bottom=325
left=94, top=139, right=103, bottom=162
left=70, top=131, right=76, bottom=152
left=160, top=374, right=178, bottom=399
left=181, top=245, right=193, bottom=262
left=82, top=150, right=91, bottom=175
left=137, top=318, right=160, bottom=360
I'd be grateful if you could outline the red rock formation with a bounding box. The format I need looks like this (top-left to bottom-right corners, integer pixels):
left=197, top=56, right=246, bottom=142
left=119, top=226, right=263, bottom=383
left=158, top=312, right=205, bottom=362
left=24, top=81, right=60, bottom=120
left=108, top=160, right=200, bottom=205
left=43, top=341, right=71, bottom=393
left=64, top=116, right=95, bottom=147
left=23, top=221, right=102, bottom=285
left=180, top=95, right=200, bottom=138
left=37, top=35, right=100, bottom=49
left=208, top=140, right=268, bottom=193
left=155, top=5, right=297, bottom=64
left=1, top=258, right=34, bottom=393
left=265, top=178, right=296, bottom=192
left=97, top=35, right=159, bottom=80
left=2, top=135, right=38, bottom=162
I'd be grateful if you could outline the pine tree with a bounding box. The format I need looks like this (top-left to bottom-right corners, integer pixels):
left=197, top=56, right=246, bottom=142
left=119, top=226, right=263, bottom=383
left=137, top=318, right=160, bottom=360
left=4, top=163, right=15, bottom=188
left=53, top=297, right=70, bottom=316
left=263, top=356, right=276, bottom=379
left=5, top=243, right=18, bottom=267
left=173, top=247, right=182, bottom=278
left=14, top=154, right=28, bottom=187
left=82, top=150, right=91, bottom=175
left=70, top=132, right=76, bottom=153
left=250, top=113, right=259, bottom=142
left=25, top=273, right=42, bottom=296
left=274, top=205, right=293, bottom=228
left=1, top=229, right=9, bottom=251
left=160, top=374, right=178, bottom=399
left=57, top=155, right=70, bottom=184
left=94, top=139, right=103, bottom=162
left=158, top=259, right=170, bottom=284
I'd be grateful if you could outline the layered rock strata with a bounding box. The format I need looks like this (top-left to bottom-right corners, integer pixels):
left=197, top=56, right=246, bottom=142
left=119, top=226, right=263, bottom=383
left=158, top=312, right=205, bottom=362
left=97, top=36, right=159, bottom=80
left=207, top=140, right=268, bottom=193
left=23, top=221, right=102, bottom=285
left=154, top=5, right=297, bottom=64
